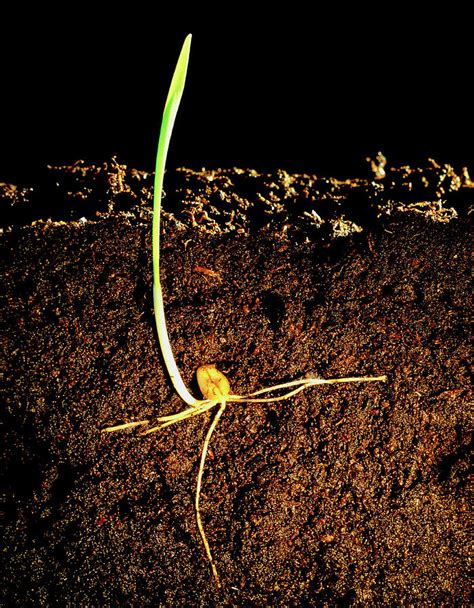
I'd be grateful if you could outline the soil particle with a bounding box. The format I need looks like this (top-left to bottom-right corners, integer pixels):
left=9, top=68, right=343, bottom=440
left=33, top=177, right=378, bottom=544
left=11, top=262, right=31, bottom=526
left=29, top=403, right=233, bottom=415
left=2, top=158, right=472, bottom=606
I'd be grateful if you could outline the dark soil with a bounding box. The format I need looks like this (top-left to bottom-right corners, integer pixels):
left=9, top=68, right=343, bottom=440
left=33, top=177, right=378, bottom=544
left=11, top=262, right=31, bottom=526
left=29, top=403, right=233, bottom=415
left=2, top=158, right=472, bottom=606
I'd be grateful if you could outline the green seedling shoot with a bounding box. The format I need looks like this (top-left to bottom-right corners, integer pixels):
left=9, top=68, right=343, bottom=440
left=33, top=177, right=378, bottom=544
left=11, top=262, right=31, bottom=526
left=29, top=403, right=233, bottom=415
left=103, top=34, right=387, bottom=589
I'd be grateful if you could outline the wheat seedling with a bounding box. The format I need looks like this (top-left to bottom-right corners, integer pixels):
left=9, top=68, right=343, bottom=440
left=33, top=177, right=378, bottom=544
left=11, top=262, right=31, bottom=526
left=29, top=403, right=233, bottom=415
left=102, top=34, right=386, bottom=589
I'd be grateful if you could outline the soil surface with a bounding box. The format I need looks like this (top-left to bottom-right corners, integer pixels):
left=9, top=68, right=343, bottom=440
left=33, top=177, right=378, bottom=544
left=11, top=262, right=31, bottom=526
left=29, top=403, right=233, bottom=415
left=2, top=157, right=472, bottom=607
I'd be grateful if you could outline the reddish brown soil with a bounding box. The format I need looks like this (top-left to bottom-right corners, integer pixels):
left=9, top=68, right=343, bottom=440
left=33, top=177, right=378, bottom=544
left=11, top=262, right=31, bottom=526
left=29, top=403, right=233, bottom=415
left=2, top=159, right=472, bottom=606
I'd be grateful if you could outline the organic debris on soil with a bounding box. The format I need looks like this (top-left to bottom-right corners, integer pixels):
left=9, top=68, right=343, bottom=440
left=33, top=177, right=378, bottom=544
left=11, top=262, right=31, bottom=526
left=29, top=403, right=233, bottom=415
left=2, top=158, right=472, bottom=606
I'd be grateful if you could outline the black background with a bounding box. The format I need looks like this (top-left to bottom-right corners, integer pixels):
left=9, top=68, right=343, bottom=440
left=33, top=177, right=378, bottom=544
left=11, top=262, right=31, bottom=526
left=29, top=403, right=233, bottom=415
left=1, top=7, right=472, bottom=183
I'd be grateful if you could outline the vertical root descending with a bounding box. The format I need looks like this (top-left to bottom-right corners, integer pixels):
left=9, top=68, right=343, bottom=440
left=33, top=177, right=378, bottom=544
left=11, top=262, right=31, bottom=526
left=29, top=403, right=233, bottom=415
left=195, top=402, right=227, bottom=588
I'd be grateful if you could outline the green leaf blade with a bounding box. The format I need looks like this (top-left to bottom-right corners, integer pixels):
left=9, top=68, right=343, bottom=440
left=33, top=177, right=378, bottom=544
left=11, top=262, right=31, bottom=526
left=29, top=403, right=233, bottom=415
left=152, top=35, right=201, bottom=407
